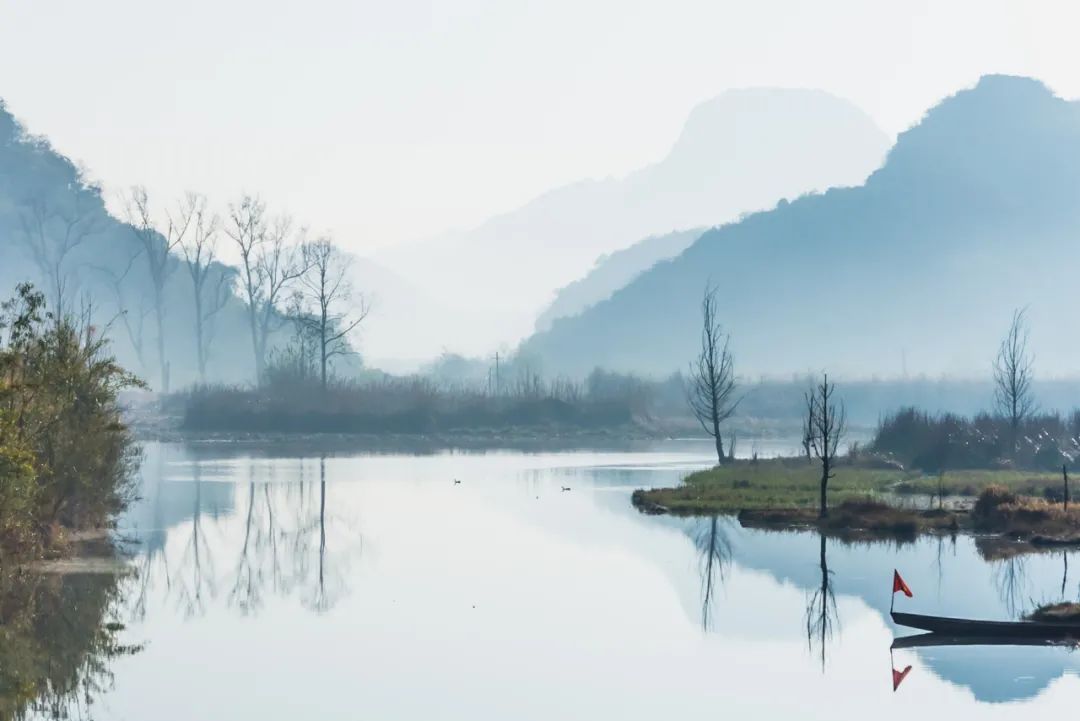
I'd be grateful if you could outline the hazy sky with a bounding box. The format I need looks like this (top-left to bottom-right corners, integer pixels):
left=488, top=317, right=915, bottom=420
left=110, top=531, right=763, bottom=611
left=0, top=0, right=1076, bottom=256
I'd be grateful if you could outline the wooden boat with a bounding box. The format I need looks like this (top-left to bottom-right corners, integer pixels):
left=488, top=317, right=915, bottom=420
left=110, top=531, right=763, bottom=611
left=892, top=632, right=1080, bottom=649
left=892, top=610, right=1080, bottom=639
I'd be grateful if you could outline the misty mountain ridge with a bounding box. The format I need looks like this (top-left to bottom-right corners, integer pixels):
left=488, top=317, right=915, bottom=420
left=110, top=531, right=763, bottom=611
left=375, top=88, right=890, bottom=356
left=522, top=75, right=1080, bottom=379
left=534, top=227, right=706, bottom=332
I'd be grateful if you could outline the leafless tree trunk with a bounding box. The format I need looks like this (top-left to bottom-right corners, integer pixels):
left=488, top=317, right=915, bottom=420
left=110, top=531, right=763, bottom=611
left=806, top=373, right=846, bottom=519
left=993, top=308, right=1035, bottom=459
left=17, top=193, right=101, bottom=318
left=298, top=238, right=370, bottom=391
left=124, top=187, right=191, bottom=392
left=255, top=216, right=308, bottom=380
left=179, top=194, right=231, bottom=382
left=90, top=244, right=151, bottom=374
left=225, top=195, right=268, bottom=382
left=687, top=283, right=738, bottom=464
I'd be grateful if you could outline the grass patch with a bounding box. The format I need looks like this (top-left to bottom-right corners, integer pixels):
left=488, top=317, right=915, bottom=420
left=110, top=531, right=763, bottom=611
left=632, top=458, right=915, bottom=514
left=632, top=458, right=1074, bottom=516
left=971, top=485, right=1080, bottom=539
left=1026, top=603, right=1080, bottom=623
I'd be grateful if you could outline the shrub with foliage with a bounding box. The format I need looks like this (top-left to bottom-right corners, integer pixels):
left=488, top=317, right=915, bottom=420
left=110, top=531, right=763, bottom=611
left=0, top=283, right=142, bottom=556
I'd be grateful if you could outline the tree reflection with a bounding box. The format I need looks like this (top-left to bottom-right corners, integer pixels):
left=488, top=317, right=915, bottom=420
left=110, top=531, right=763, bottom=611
left=993, top=556, right=1029, bottom=617
left=805, top=532, right=839, bottom=671
left=0, top=568, right=142, bottom=720
left=695, top=515, right=731, bottom=631
left=174, top=463, right=217, bottom=618
left=125, top=454, right=357, bottom=621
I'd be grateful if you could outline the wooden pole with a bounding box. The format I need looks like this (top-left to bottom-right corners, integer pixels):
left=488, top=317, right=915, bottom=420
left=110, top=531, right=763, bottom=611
left=1064, top=464, right=1070, bottom=512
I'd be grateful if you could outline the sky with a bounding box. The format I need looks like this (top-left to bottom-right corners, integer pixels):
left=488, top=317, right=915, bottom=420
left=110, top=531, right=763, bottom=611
left=0, top=0, right=1077, bottom=258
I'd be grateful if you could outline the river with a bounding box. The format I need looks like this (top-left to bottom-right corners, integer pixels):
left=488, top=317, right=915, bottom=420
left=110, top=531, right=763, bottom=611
left=8, top=439, right=1080, bottom=719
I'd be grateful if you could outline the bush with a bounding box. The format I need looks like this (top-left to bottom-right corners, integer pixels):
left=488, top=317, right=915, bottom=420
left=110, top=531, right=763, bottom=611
left=873, top=406, right=1077, bottom=472
left=0, top=283, right=141, bottom=555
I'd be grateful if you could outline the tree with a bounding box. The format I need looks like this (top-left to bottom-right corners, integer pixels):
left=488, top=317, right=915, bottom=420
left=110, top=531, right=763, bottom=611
left=298, top=238, right=369, bottom=390
left=806, top=373, right=846, bottom=519
left=179, top=194, right=232, bottom=382
left=687, top=283, right=738, bottom=464
left=90, top=245, right=151, bottom=376
left=224, top=197, right=306, bottom=384
left=16, top=192, right=101, bottom=318
left=124, top=187, right=191, bottom=393
left=993, top=308, right=1035, bottom=458
left=226, top=195, right=268, bottom=381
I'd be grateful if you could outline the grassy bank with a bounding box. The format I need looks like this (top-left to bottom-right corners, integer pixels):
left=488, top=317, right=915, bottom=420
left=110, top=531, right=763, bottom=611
left=632, top=457, right=1064, bottom=515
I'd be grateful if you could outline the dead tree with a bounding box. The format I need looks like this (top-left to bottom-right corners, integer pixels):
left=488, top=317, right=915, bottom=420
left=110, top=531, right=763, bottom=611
left=806, top=373, right=846, bottom=519
left=124, top=187, right=192, bottom=392
left=298, top=238, right=369, bottom=391
left=91, top=245, right=151, bottom=375
left=225, top=199, right=306, bottom=385
left=225, top=195, right=269, bottom=381
left=687, top=283, right=738, bottom=464
left=17, top=193, right=101, bottom=318
left=255, top=216, right=307, bottom=379
left=179, top=194, right=231, bottom=382
left=993, top=308, right=1035, bottom=459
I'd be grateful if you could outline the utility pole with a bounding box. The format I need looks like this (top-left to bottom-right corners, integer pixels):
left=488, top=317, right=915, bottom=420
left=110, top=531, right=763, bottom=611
left=495, top=352, right=501, bottom=396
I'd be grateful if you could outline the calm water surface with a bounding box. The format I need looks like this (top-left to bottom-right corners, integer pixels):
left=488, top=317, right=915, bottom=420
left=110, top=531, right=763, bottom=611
left=19, top=440, right=1080, bottom=718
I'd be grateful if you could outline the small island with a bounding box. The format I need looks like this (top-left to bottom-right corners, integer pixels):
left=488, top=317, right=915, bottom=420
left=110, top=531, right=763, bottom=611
left=634, top=306, right=1080, bottom=547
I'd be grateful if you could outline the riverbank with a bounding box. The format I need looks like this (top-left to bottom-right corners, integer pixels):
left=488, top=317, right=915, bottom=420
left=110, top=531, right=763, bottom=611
left=632, top=458, right=1064, bottom=513
left=632, top=457, right=1080, bottom=544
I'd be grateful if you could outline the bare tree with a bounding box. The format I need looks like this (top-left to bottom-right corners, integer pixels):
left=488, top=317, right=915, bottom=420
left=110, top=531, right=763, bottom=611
left=179, top=194, right=232, bottom=382
left=298, top=238, right=370, bottom=391
left=993, top=308, right=1035, bottom=458
left=17, top=192, right=101, bottom=318
left=225, top=194, right=269, bottom=381
left=124, top=187, right=192, bottom=392
left=225, top=201, right=308, bottom=384
left=806, top=373, right=846, bottom=519
left=90, top=244, right=151, bottom=375
left=687, top=283, right=738, bottom=464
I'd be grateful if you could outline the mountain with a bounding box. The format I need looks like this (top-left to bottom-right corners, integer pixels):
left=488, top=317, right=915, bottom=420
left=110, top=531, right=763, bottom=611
left=378, top=89, right=890, bottom=356
left=0, top=100, right=260, bottom=389
left=522, top=76, right=1080, bottom=378
left=534, top=227, right=706, bottom=332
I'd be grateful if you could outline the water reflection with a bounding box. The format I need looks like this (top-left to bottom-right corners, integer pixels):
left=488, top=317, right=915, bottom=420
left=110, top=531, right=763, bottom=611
left=694, top=515, right=731, bottom=631
left=0, top=569, right=140, bottom=720
left=125, top=448, right=356, bottom=622
left=17, top=441, right=1080, bottom=717
left=804, top=533, right=839, bottom=670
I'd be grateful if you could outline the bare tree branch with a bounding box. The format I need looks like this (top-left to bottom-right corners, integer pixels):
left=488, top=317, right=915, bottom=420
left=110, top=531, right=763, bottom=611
left=686, top=282, right=739, bottom=463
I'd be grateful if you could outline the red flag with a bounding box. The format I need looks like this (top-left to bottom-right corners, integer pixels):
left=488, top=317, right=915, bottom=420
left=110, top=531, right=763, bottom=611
left=892, top=570, right=913, bottom=598
left=892, top=664, right=912, bottom=691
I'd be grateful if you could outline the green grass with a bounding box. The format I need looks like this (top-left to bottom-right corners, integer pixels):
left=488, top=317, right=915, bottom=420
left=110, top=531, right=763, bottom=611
left=632, top=458, right=1068, bottom=515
